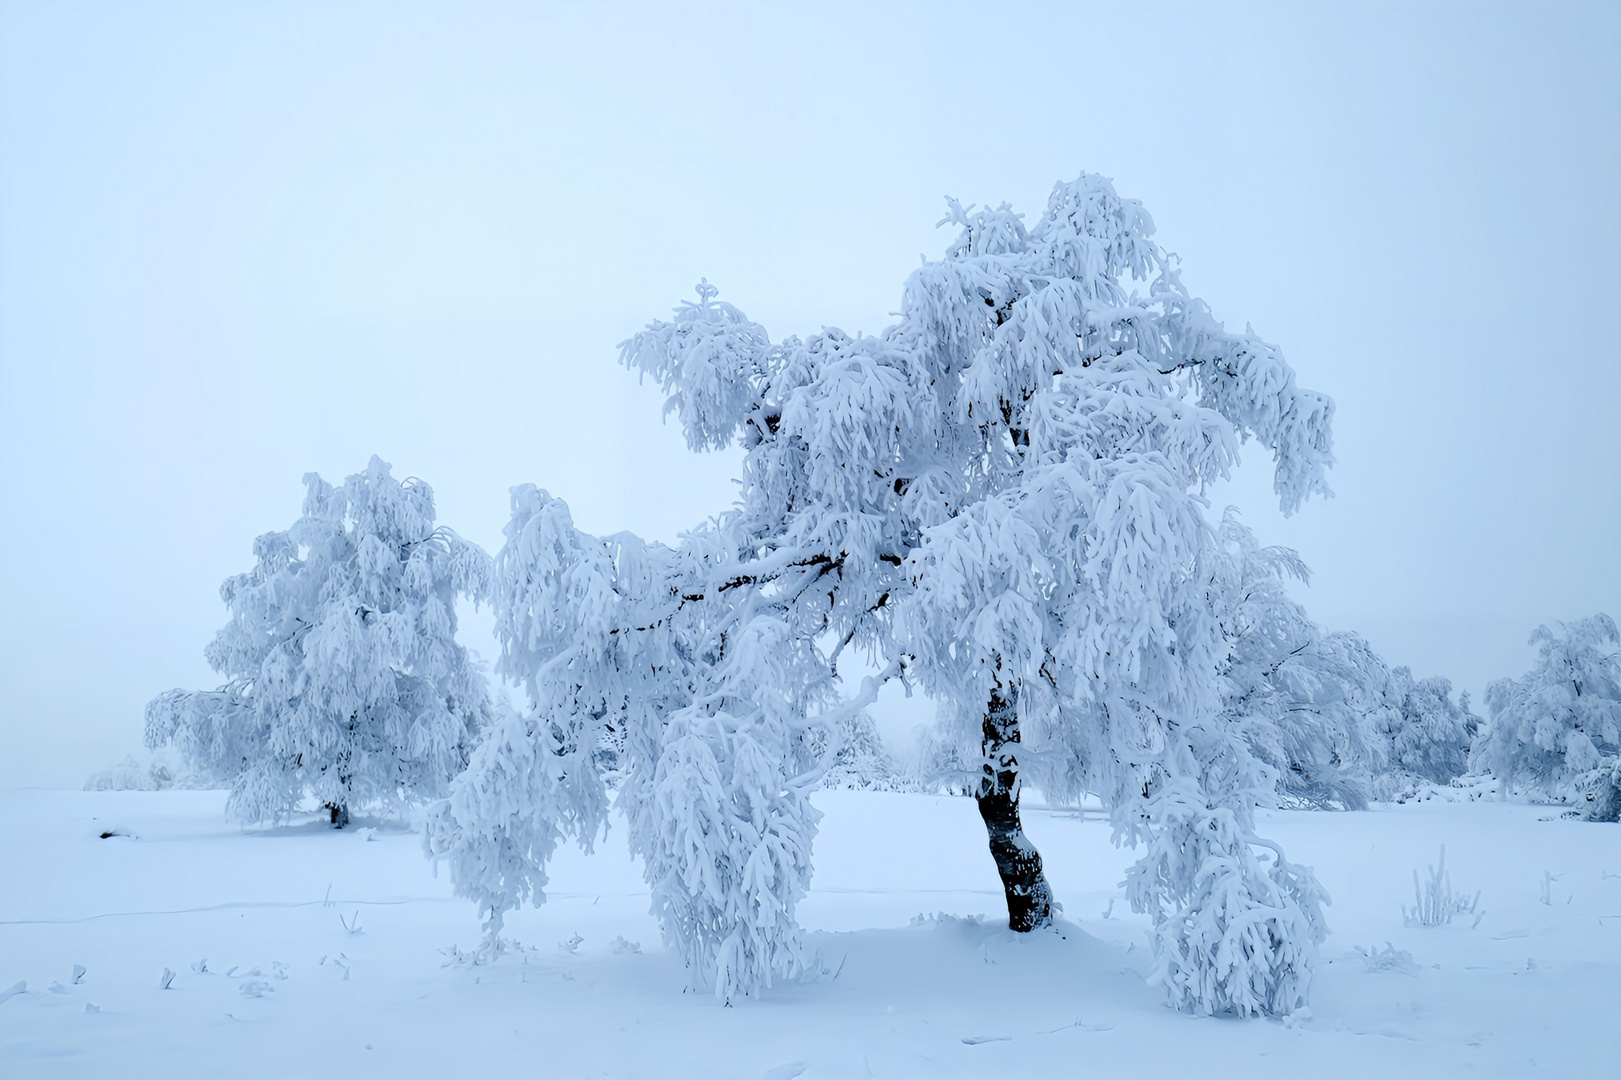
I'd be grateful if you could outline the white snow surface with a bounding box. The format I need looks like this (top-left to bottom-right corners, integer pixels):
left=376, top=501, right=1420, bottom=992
left=2, top=788, right=1614, bottom=1078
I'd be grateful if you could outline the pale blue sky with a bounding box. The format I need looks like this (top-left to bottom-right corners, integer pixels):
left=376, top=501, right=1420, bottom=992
left=2, top=0, right=1617, bottom=787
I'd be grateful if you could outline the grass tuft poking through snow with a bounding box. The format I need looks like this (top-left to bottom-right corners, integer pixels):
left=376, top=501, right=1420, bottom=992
left=1403, top=845, right=1482, bottom=927
left=1355, top=942, right=1420, bottom=975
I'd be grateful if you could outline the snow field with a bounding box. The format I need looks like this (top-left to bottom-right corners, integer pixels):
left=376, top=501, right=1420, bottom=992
left=1, top=788, right=1615, bottom=1078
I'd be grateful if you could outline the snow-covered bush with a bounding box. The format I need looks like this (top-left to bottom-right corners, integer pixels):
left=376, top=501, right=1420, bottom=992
left=83, top=748, right=208, bottom=792
left=1355, top=942, right=1419, bottom=974
left=146, top=456, right=493, bottom=826
left=1473, top=614, right=1620, bottom=808
left=84, top=755, right=169, bottom=793
left=1124, top=774, right=1329, bottom=1017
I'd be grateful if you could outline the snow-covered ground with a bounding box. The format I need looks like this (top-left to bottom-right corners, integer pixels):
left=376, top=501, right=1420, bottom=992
left=1, top=788, right=1614, bottom=1078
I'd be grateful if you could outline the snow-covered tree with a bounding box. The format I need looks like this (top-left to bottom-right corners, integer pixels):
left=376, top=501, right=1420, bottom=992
left=426, top=487, right=842, bottom=1000
left=1375, top=667, right=1478, bottom=798
left=434, top=173, right=1339, bottom=1014
left=1210, top=511, right=1477, bottom=807
left=1208, top=511, right=1374, bottom=809
left=816, top=710, right=904, bottom=791
left=83, top=747, right=206, bottom=792
left=1474, top=614, right=1621, bottom=814
left=625, top=173, right=1340, bottom=1015
left=146, top=456, right=493, bottom=826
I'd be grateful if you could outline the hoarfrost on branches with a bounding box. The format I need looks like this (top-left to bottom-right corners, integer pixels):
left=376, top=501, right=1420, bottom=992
left=145, top=456, right=493, bottom=826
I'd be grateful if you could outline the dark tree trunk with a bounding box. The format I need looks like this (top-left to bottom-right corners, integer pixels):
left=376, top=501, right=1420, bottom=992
left=976, top=685, right=1054, bottom=932
left=325, top=803, right=350, bottom=829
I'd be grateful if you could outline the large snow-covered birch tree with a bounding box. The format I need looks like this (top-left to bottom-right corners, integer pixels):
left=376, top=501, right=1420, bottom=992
left=147, top=456, right=493, bottom=826
left=433, top=174, right=1340, bottom=1015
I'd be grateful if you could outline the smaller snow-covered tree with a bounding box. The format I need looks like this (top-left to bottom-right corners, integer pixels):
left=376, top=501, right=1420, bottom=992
left=1275, top=631, right=1391, bottom=809
left=1209, top=511, right=1374, bottom=809
left=815, top=710, right=903, bottom=791
left=1373, top=667, right=1478, bottom=798
left=1474, top=614, right=1621, bottom=812
left=146, top=456, right=493, bottom=826
left=425, top=487, right=832, bottom=1000
left=907, top=715, right=981, bottom=796
left=1210, top=511, right=1477, bottom=806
